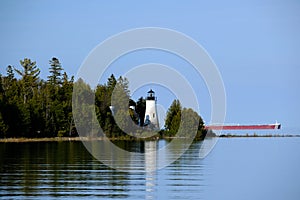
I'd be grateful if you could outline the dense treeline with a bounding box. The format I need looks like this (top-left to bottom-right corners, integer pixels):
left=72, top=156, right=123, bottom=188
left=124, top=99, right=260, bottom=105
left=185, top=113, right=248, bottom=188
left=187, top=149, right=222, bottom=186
left=73, top=73, right=146, bottom=138
left=0, top=58, right=74, bottom=138
left=0, top=57, right=147, bottom=138
left=0, top=57, right=208, bottom=139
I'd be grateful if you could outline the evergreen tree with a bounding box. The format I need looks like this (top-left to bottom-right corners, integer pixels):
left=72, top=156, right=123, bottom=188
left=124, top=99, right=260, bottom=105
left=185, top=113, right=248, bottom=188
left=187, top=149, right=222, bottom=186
left=14, top=58, right=40, bottom=104
left=177, top=108, right=202, bottom=138
left=0, top=58, right=77, bottom=138
left=107, top=74, right=117, bottom=92
left=0, top=75, right=8, bottom=136
left=60, top=72, right=75, bottom=136
left=6, top=65, right=14, bottom=80
left=165, top=99, right=182, bottom=136
left=2, top=66, right=18, bottom=104
left=72, top=78, right=97, bottom=137
left=47, top=57, right=63, bottom=85
left=136, top=97, right=146, bottom=126
left=164, top=99, right=206, bottom=139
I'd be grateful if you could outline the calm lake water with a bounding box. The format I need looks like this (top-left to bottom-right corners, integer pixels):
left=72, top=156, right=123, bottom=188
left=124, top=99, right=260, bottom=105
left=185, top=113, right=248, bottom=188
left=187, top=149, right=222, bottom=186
left=1, top=137, right=300, bottom=200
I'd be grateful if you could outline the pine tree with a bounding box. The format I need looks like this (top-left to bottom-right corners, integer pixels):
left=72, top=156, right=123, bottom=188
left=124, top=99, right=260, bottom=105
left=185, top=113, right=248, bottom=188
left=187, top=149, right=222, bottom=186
left=0, top=75, right=8, bottom=136
left=165, top=99, right=182, bottom=135
left=136, top=97, right=146, bottom=126
left=6, top=65, right=14, bottom=80
left=14, top=58, right=40, bottom=104
left=47, top=57, right=63, bottom=86
left=107, top=74, right=116, bottom=92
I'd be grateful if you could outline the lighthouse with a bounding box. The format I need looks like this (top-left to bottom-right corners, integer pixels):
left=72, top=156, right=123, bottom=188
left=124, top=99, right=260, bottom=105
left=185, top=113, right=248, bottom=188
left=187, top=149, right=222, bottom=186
left=144, top=89, right=159, bottom=129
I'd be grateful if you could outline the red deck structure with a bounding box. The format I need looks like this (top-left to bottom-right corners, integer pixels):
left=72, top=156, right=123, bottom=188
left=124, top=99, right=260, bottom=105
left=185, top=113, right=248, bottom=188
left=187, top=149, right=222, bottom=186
left=204, top=123, right=281, bottom=130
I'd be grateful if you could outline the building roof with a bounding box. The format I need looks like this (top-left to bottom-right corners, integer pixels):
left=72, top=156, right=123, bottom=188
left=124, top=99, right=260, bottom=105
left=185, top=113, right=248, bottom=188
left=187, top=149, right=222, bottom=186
left=147, top=89, right=154, bottom=94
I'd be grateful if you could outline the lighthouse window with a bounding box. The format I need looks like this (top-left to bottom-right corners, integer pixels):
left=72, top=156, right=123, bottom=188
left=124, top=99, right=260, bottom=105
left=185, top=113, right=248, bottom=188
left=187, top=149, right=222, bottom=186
left=153, top=113, right=155, bottom=118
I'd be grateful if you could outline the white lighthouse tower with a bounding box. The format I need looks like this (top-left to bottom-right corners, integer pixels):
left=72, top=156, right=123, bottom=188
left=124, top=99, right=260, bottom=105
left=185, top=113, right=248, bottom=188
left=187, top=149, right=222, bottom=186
left=144, top=89, right=159, bottom=129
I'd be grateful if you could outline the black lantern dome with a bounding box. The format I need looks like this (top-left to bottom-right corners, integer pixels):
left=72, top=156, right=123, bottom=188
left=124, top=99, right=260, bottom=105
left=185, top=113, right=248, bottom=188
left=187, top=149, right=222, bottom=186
left=146, top=89, right=155, bottom=100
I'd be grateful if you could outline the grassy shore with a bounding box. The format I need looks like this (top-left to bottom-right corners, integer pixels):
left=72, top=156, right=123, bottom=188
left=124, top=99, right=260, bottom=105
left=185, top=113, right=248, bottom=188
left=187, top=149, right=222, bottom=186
left=0, top=134, right=299, bottom=143
left=0, top=136, right=161, bottom=143
left=0, top=137, right=104, bottom=143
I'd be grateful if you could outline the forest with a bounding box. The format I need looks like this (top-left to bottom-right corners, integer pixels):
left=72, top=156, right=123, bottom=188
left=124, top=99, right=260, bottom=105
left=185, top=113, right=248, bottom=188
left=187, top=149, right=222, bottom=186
left=0, top=57, right=207, bottom=139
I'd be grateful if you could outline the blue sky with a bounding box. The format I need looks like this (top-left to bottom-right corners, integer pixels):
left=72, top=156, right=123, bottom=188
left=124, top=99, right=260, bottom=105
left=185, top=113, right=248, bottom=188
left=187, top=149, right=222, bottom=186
left=0, top=0, right=299, bottom=133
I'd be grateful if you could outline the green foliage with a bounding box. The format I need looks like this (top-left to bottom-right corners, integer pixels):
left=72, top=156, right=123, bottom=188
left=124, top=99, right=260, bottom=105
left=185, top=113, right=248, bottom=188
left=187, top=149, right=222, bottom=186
left=136, top=97, right=146, bottom=126
left=47, top=57, right=63, bottom=85
left=0, top=79, right=8, bottom=136
left=14, top=58, right=40, bottom=104
left=0, top=57, right=207, bottom=140
left=164, top=99, right=206, bottom=139
left=164, top=99, right=182, bottom=136
left=57, top=130, right=65, bottom=137
left=0, top=58, right=74, bottom=138
left=0, top=112, right=8, bottom=136
left=94, top=75, right=137, bottom=138
left=6, top=65, right=14, bottom=80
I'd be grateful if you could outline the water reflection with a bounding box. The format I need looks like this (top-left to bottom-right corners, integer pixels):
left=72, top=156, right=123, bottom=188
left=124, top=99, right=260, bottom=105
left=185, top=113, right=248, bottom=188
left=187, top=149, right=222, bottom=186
left=0, top=140, right=206, bottom=199
left=0, top=142, right=131, bottom=198
left=144, top=141, right=157, bottom=199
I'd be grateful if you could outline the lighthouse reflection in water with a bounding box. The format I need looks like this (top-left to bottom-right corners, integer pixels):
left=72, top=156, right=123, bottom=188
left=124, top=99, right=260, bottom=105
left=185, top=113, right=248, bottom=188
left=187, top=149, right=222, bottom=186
left=144, top=141, right=157, bottom=199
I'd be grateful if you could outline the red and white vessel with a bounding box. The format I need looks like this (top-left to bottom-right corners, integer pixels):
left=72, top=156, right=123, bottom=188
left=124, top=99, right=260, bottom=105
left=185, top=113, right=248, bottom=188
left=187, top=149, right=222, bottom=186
left=204, top=122, right=281, bottom=130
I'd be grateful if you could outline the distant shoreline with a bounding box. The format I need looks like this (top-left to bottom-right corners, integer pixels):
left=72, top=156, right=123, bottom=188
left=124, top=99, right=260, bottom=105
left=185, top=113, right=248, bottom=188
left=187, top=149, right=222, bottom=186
left=0, top=137, right=156, bottom=143
left=0, top=134, right=299, bottom=143
left=0, top=137, right=89, bottom=143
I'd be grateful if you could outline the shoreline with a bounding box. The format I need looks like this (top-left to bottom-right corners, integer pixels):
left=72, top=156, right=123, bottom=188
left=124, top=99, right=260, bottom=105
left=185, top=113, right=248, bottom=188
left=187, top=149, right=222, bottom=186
left=0, top=134, right=299, bottom=143
left=0, top=137, right=88, bottom=143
